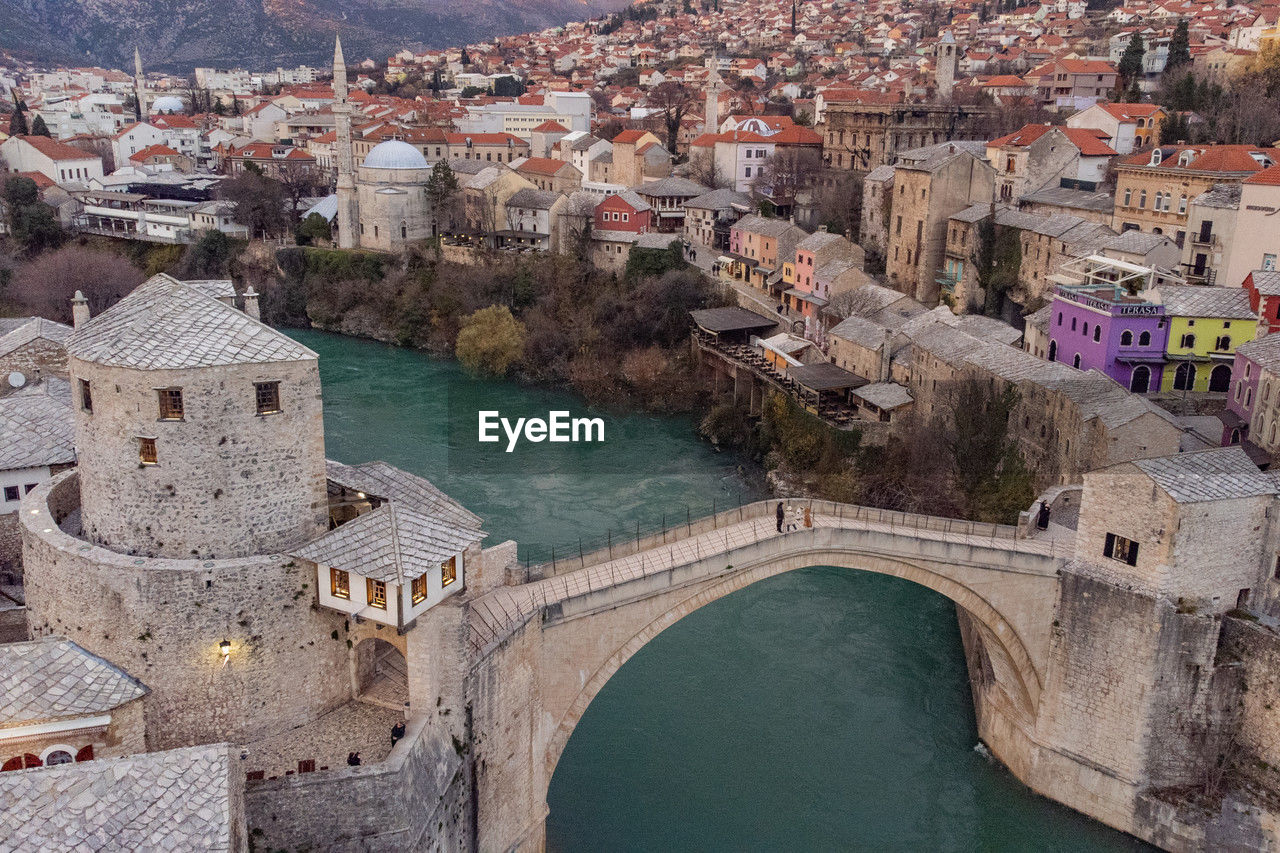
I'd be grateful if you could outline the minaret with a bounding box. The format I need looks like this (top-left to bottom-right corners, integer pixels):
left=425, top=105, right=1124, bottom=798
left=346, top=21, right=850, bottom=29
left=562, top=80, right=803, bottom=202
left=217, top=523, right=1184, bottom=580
left=704, top=54, right=722, bottom=135
left=332, top=35, right=358, bottom=250
left=133, top=47, right=148, bottom=120
left=935, top=31, right=958, bottom=99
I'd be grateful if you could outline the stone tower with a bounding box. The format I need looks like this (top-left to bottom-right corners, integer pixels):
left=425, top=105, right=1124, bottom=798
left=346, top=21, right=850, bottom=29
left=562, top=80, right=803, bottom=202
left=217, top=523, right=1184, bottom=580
left=133, top=47, right=148, bottom=120
left=935, top=31, right=958, bottom=99
left=704, top=55, right=722, bottom=135
left=332, top=35, right=359, bottom=250
left=66, top=274, right=329, bottom=559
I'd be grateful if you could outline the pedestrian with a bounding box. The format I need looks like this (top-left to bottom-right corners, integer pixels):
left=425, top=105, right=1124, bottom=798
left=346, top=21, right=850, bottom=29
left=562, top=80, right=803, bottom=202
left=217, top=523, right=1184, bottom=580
left=347, top=751, right=361, bottom=766
left=776, top=501, right=785, bottom=533
left=391, top=720, right=406, bottom=747
left=804, top=506, right=812, bottom=528
left=792, top=506, right=803, bottom=532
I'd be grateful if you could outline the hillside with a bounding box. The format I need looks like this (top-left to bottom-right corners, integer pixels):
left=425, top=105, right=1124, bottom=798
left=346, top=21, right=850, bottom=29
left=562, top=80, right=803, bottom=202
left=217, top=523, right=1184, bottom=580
left=0, top=0, right=629, bottom=71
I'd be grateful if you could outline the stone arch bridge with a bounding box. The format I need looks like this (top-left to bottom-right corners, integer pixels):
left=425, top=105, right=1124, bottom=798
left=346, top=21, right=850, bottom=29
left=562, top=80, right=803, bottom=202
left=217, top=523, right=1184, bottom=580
left=465, top=500, right=1067, bottom=851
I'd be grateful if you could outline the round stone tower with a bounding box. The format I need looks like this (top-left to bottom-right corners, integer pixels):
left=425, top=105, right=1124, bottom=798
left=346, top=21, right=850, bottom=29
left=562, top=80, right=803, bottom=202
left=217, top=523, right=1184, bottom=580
left=66, top=274, right=328, bottom=559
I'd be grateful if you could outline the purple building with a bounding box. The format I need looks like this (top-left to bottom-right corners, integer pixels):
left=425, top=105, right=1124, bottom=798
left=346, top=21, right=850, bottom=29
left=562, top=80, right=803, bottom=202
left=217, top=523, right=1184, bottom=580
left=1048, top=283, right=1168, bottom=393
left=1221, top=335, right=1280, bottom=447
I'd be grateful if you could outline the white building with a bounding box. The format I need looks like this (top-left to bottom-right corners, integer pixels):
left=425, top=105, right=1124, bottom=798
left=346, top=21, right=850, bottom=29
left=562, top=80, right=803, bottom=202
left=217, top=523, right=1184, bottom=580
left=296, top=461, right=485, bottom=630
left=456, top=91, right=592, bottom=138
left=0, top=135, right=103, bottom=185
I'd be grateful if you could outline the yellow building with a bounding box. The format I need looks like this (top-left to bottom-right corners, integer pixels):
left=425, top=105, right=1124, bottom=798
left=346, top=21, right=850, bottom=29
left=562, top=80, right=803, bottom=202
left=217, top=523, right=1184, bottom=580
left=1157, top=285, right=1259, bottom=393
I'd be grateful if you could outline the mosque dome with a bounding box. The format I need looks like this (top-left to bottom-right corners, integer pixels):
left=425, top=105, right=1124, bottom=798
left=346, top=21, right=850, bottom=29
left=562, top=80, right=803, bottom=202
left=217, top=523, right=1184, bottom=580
left=151, top=95, right=186, bottom=114
left=363, top=140, right=429, bottom=170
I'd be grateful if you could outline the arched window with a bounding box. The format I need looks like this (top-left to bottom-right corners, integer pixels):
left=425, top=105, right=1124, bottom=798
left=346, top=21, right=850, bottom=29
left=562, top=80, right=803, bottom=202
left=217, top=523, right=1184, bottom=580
left=1174, top=362, right=1197, bottom=391
left=1217, top=335, right=1231, bottom=351
left=1265, top=382, right=1273, bottom=405
left=1072, top=353, right=1081, bottom=369
left=1130, top=365, right=1151, bottom=393
left=1139, top=330, right=1151, bottom=346
left=1093, top=326, right=1101, bottom=342
left=1180, top=333, right=1195, bottom=349
left=43, top=750, right=74, bottom=766
left=1048, top=340, right=1057, bottom=362
left=1120, top=330, right=1133, bottom=346
left=1210, top=364, right=1232, bottom=392
left=1178, top=195, right=1187, bottom=214
left=1083, top=322, right=1089, bottom=336
left=1123, top=188, right=1132, bottom=206
left=1139, top=190, right=1147, bottom=209
left=1231, top=428, right=1241, bottom=445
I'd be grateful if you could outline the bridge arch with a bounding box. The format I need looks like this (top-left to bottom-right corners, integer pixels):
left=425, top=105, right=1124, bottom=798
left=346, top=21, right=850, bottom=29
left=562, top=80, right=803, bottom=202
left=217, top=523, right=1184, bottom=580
left=542, top=546, right=1046, bottom=783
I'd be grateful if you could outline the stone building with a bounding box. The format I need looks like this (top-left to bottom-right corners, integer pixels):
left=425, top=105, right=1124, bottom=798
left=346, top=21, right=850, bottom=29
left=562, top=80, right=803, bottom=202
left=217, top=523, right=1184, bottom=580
left=354, top=140, right=434, bottom=251
left=818, top=99, right=994, bottom=172
left=682, top=187, right=750, bottom=250
left=0, top=316, right=71, bottom=384
left=885, top=141, right=994, bottom=304
left=0, top=638, right=148, bottom=770
left=0, top=379, right=74, bottom=581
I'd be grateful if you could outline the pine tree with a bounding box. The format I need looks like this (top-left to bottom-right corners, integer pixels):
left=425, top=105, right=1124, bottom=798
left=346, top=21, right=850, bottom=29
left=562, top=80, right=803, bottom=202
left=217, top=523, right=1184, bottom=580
left=8, top=106, right=28, bottom=137
left=1118, top=33, right=1146, bottom=87
left=461, top=48, right=471, bottom=66
left=29, top=114, right=51, bottom=137
left=1166, top=20, right=1191, bottom=71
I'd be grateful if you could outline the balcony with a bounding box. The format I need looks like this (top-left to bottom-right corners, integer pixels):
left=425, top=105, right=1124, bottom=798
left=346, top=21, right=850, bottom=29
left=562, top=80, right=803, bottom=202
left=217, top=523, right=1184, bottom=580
left=1181, top=264, right=1217, bottom=286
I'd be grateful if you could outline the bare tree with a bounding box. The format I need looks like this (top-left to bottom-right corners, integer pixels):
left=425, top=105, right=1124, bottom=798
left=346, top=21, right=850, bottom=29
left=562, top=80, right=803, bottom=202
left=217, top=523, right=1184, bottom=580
left=11, top=245, right=146, bottom=321
left=648, top=81, right=695, bottom=154
left=753, top=147, right=823, bottom=206
left=66, top=136, right=116, bottom=173
left=687, top=149, right=731, bottom=189
left=826, top=285, right=886, bottom=321
left=274, top=160, right=320, bottom=223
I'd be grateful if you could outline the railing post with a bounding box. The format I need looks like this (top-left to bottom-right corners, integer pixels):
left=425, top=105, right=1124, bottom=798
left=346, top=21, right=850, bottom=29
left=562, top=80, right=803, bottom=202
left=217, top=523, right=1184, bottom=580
left=713, top=498, right=717, bottom=529
left=662, top=513, right=666, bottom=543
left=551, top=544, right=556, bottom=574
left=686, top=507, right=691, bottom=536
left=579, top=536, right=584, bottom=569
left=608, top=530, right=613, bottom=560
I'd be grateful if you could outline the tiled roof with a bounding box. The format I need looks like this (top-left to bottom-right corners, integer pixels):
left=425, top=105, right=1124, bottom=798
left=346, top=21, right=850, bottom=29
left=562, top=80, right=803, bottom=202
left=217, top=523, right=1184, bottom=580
left=9, top=135, right=97, bottom=162
left=292, top=500, right=484, bottom=583
left=1248, top=270, right=1280, bottom=296
left=0, top=744, right=239, bottom=851
left=1, top=638, right=147, bottom=727
left=507, top=188, right=563, bottom=209
left=67, top=274, right=317, bottom=369
left=854, top=381, right=913, bottom=410
left=1237, top=332, right=1280, bottom=372
left=634, top=176, right=708, bottom=198
left=1132, top=447, right=1274, bottom=503
left=1154, top=285, right=1256, bottom=320
left=516, top=156, right=574, bottom=176
left=0, top=317, right=71, bottom=359
left=684, top=188, right=750, bottom=210
left=326, top=460, right=482, bottom=531
left=0, top=380, right=75, bottom=470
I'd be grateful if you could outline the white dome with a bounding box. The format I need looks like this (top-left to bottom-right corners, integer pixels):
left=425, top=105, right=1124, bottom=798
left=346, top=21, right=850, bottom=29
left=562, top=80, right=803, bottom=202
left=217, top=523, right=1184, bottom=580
left=363, top=140, right=429, bottom=170
left=151, top=95, right=185, bottom=114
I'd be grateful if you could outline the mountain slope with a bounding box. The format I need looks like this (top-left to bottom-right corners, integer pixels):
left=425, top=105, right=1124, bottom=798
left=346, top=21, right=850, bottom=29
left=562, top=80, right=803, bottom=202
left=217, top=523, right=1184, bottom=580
left=0, top=0, right=628, bottom=71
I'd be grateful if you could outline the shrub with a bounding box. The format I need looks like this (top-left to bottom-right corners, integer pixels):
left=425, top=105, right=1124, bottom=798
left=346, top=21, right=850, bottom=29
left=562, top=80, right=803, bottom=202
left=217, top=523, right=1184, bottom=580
left=456, top=305, right=526, bottom=377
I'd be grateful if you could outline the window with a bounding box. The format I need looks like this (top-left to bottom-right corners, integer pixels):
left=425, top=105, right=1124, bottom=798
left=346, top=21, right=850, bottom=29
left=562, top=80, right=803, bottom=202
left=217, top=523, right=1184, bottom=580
left=1083, top=322, right=1089, bottom=336
left=366, top=578, right=387, bottom=609
left=411, top=574, right=427, bottom=604
left=79, top=379, right=92, bottom=413
left=44, top=750, right=73, bottom=766
left=24, top=484, right=35, bottom=493
left=1072, top=353, right=1081, bottom=368
left=1180, top=333, right=1195, bottom=349
left=255, top=381, right=281, bottom=415
left=1057, top=313, right=1063, bottom=326
left=441, top=555, right=457, bottom=587
left=1217, top=336, right=1231, bottom=351
left=1139, top=190, right=1147, bottom=209
left=1071, top=317, right=1077, bottom=331
left=1178, top=195, right=1187, bottom=214
left=1093, top=326, right=1101, bottom=342
left=1265, top=254, right=1278, bottom=271
left=1139, top=330, right=1151, bottom=346
left=3, top=486, right=18, bottom=502
left=1123, top=188, right=1132, bottom=206
left=1104, top=533, right=1139, bottom=566
left=330, top=568, right=350, bottom=599
left=139, top=437, right=158, bottom=464
left=157, top=388, right=184, bottom=420
left=1120, top=330, right=1133, bottom=346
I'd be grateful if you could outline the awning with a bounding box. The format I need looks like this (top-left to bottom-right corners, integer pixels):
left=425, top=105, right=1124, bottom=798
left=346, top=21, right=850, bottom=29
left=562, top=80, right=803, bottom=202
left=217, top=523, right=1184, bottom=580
left=784, top=287, right=829, bottom=307
left=786, top=362, right=867, bottom=392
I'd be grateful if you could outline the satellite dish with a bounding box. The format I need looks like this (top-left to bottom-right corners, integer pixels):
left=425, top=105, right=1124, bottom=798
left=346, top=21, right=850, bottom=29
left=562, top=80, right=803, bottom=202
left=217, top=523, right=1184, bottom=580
left=7, top=372, right=25, bottom=389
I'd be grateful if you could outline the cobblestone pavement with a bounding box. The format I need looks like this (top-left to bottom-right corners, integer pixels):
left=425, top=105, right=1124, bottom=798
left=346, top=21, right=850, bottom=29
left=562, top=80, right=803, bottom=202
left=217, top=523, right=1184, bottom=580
left=241, top=699, right=404, bottom=779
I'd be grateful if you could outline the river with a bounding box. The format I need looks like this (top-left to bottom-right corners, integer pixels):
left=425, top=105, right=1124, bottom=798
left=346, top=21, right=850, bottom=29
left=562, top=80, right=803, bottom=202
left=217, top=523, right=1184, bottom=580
left=296, top=329, right=1150, bottom=852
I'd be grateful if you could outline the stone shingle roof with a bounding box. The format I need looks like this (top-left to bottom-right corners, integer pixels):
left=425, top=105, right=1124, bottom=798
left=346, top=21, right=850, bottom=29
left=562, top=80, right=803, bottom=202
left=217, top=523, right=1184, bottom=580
left=0, top=744, right=239, bottom=851
left=1100, top=230, right=1171, bottom=255
left=634, top=176, right=709, bottom=198
left=684, top=188, right=750, bottom=210
left=67, top=274, right=316, bottom=370
left=1132, top=447, right=1274, bottom=503
left=1, top=638, right=147, bottom=727
left=1236, top=333, right=1280, bottom=372
left=181, top=279, right=237, bottom=301
left=1249, top=270, right=1280, bottom=296
left=829, top=315, right=892, bottom=349
left=854, top=382, right=913, bottom=410
left=292, top=502, right=484, bottom=583
left=0, top=380, right=74, bottom=470
left=326, top=460, right=482, bottom=531
left=1155, top=285, right=1256, bottom=320
left=0, top=317, right=72, bottom=359
left=506, top=188, right=563, bottom=210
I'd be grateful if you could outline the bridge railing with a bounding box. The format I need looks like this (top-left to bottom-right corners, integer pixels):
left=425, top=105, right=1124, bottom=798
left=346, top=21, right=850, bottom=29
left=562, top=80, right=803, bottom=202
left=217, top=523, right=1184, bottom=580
left=529, top=499, right=1022, bottom=578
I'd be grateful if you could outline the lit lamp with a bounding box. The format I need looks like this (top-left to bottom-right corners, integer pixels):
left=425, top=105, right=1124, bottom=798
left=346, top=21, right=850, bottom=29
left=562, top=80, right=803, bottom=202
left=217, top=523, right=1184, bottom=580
left=219, top=639, right=232, bottom=662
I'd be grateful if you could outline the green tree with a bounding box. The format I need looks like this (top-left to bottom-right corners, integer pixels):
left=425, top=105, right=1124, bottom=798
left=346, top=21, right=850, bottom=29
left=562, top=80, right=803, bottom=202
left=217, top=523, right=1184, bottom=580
left=491, top=76, right=526, bottom=97
left=295, top=212, right=333, bottom=245
left=29, top=114, right=51, bottom=137
left=3, top=176, right=62, bottom=254
left=624, top=239, right=688, bottom=283
left=944, top=377, right=1025, bottom=520
left=460, top=48, right=471, bottom=66
left=1159, top=111, right=1191, bottom=144
left=8, top=105, right=28, bottom=136
left=178, top=229, right=235, bottom=277
left=971, top=205, right=1022, bottom=316
left=1166, top=20, right=1191, bottom=71
left=426, top=160, right=460, bottom=235
left=455, top=305, right=526, bottom=377
left=460, top=86, right=486, bottom=99
left=1118, top=33, right=1146, bottom=88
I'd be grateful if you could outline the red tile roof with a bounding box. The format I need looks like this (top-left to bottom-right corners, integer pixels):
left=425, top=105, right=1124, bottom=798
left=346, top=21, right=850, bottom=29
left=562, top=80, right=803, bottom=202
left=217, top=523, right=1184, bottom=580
left=11, top=135, right=98, bottom=162
left=612, top=129, right=650, bottom=144
left=531, top=120, right=569, bottom=133
left=129, top=144, right=182, bottom=162
left=1244, top=163, right=1280, bottom=185
left=517, top=156, right=572, bottom=175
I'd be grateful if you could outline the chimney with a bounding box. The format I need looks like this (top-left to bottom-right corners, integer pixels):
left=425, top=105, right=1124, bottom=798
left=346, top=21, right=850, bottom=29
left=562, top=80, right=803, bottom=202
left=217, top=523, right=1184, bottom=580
left=243, top=287, right=260, bottom=321
left=818, top=224, right=828, bottom=232
left=72, top=291, right=90, bottom=328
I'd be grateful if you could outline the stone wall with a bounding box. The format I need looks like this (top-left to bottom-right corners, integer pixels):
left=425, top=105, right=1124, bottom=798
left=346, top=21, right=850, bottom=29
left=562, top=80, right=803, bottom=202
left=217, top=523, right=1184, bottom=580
left=22, top=472, right=351, bottom=751
left=0, top=697, right=146, bottom=771
left=0, top=511, right=21, bottom=583
left=0, top=338, right=69, bottom=381
left=245, top=714, right=471, bottom=852
left=70, top=356, right=328, bottom=560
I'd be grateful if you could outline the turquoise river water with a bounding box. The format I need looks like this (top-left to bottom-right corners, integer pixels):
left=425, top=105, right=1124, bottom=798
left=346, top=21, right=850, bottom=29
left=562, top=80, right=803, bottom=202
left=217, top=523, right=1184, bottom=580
left=297, top=329, right=1151, bottom=853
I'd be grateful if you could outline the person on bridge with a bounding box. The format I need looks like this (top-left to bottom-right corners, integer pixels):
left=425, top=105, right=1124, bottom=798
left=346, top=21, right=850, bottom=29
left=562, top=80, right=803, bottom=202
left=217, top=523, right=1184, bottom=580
left=776, top=501, right=785, bottom=532
left=804, top=506, right=812, bottom=528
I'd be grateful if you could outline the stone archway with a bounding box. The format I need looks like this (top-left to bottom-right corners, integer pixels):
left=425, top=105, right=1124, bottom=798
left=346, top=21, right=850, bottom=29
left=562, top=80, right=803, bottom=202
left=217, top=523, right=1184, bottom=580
left=353, top=637, right=407, bottom=711
left=541, top=549, right=1047, bottom=785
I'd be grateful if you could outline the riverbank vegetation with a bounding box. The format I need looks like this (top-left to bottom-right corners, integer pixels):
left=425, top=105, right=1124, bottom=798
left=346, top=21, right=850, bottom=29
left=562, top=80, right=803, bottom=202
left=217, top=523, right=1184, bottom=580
left=701, top=380, right=1035, bottom=524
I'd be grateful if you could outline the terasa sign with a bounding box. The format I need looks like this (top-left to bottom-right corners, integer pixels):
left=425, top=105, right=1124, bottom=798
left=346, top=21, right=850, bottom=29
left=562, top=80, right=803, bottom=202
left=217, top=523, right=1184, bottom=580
left=478, top=411, right=605, bottom=452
